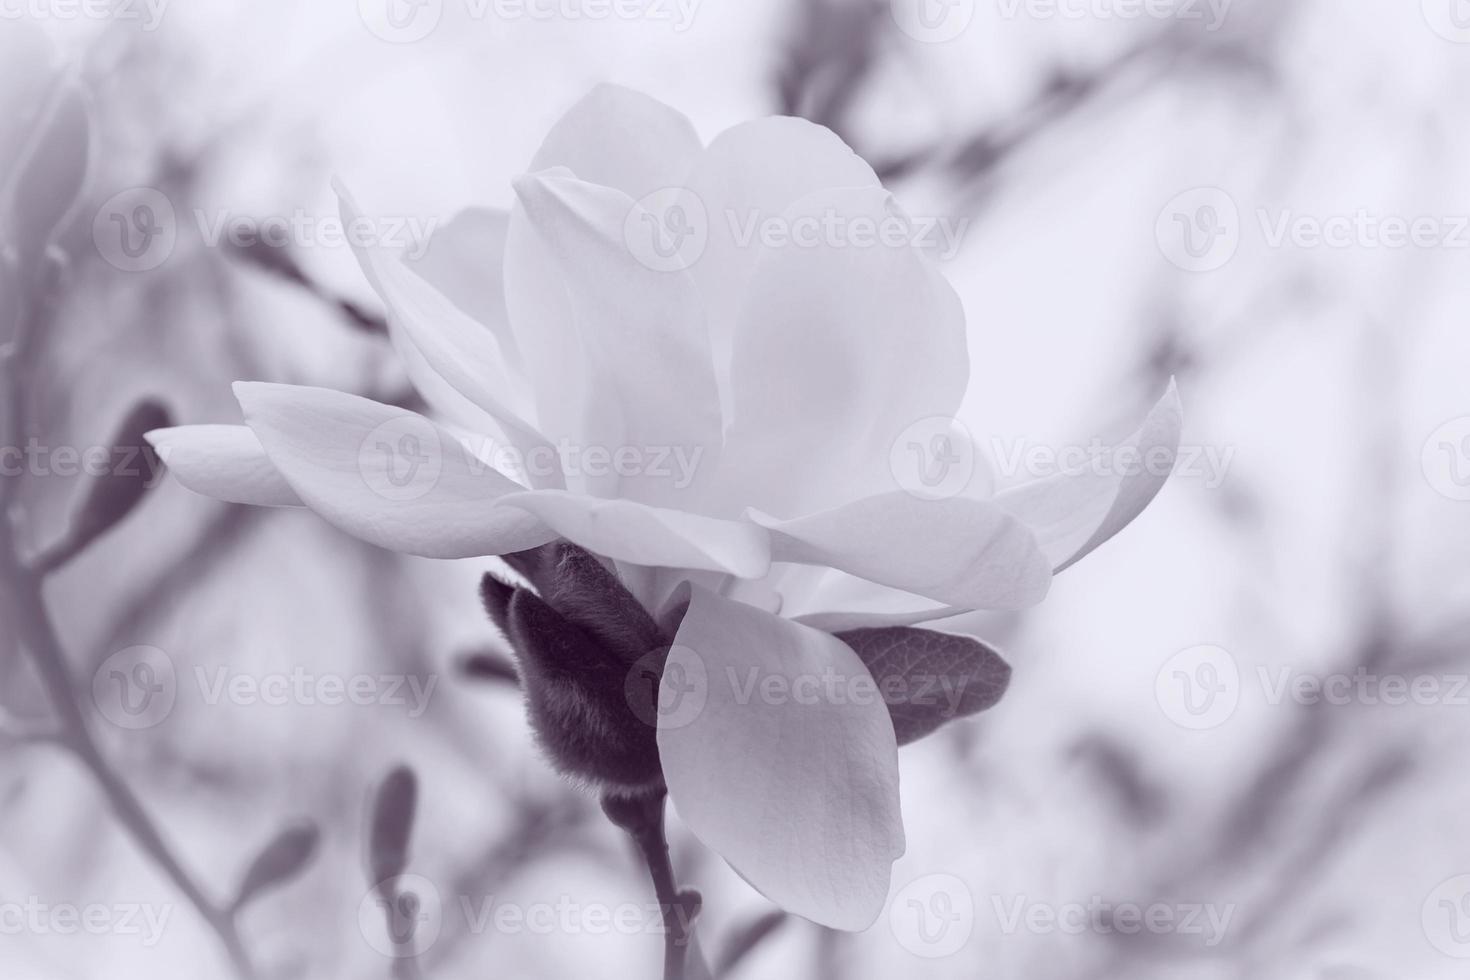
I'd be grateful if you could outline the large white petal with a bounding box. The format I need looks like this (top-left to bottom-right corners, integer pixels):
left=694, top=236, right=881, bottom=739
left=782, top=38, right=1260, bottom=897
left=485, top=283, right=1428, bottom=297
left=995, top=381, right=1182, bottom=572
left=235, top=383, right=555, bottom=559
left=719, top=186, right=968, bottom=518
left=511, top=171, right=723, bottom=506
left=503, top=85, right=703, bottom=449
left=679, top=116, right=879, bottom=409
left=496, top=490, right=768, bottom=578
left=750, top=492, right=1051, bottom=610
left=402, top=206, right=516, bottom=356
left=526, top=84, right=703, bottom=199
left=145, top=425, right=301, bottom=507
left=659, top=586, right=904, bottom=930
left=337, top=184, right=559, bottom=488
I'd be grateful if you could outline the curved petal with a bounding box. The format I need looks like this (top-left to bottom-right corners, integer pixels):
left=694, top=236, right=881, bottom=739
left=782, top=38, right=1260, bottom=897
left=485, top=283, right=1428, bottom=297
left=510, top=171, right=723, bottom=506
left=719, top=186, right=969, bottom=518
left=750, top=492, right=1051, bottom=610
left=527, top=84, right=703, bottom=200
left=995, top=381, right=1182, bottom=572
left=145, top=425, right=302, bottom=507
left=679, top=116, right=879, bottom=406
left=402, top=206, right=515, bottom=356
left=659, top=586, right=904, bottom=930
left=496, top=490, right=769, bottom=578
left=336, top=183, right=560, bottom=489
left=503, top=85, right=703, bottom=448
left=235, top=383, right=555, bottom=559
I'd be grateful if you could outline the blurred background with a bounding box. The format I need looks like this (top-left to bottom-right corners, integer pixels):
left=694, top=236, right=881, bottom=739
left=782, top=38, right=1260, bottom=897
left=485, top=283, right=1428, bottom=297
left=3, top=0, right=1470, bottom=977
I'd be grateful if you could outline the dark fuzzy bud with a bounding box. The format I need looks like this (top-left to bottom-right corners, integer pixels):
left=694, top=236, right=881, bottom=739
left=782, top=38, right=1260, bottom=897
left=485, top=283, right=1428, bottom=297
left=478, top=572, right=515, bottom=636
left=538, top=543, right=665, bottom=663
left=503, top=587, right=663, bottom=792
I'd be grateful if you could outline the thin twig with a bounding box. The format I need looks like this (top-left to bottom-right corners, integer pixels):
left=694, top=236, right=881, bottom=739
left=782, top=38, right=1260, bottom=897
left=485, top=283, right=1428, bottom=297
left=0, top=528, right=254, bottom=977
left=0, top=251, right=253, bottom=978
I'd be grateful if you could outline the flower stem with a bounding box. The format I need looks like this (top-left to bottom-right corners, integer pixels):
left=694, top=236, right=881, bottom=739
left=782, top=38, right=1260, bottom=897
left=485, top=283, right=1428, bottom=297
left=601, top=790, right=701, bottom=980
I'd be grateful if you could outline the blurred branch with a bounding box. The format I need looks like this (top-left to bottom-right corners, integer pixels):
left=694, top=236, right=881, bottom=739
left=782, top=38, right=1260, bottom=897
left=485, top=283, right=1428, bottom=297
left=0, top=517, right=255, bottom=977
left=226, top=234, right=387, bottom=336
left=712, top=909, right=788, bottom=978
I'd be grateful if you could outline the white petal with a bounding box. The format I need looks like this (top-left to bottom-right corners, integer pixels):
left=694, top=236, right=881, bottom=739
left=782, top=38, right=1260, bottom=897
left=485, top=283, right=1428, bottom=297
left=528, top=84, right=703, bottom=199
left=235, top=383, right=555, bottom=559
left=402, top=206, right=515, bottom=355
left=720, top=186, right=968, bottom=517
left=503, top=85, right=703, bottom=447
left=777, top=566, right=962, bottom=633
left=496, top=490, right=769, bottom=578
left=679, top=116, right=879, bottom=406
left=996, top=381, right=1183, bottom=572
left=336, top=183, right=558, bottom=487
left=660, top=587, right=904, bottom=930
left=750, top=492, right=1051, bottom=610
left=145, top=425, right=301, bottom=507
left=510, top=171, right=723, bottom=506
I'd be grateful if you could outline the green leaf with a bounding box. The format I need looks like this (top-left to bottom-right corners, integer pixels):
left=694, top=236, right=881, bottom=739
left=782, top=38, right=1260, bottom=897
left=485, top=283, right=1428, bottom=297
left=231, top=820, right=320, bottom=913
left=835, top=627, right=1011, bottom=745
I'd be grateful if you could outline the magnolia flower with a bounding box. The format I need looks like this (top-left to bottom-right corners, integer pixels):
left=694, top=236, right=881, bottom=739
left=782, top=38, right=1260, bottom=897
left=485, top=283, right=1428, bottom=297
left=148, top=85, right=1180, bottom=931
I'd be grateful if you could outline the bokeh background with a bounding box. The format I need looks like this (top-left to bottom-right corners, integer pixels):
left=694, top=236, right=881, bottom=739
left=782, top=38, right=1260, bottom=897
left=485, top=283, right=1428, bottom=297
left=3, top=0, right=1470, bottom=977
